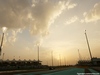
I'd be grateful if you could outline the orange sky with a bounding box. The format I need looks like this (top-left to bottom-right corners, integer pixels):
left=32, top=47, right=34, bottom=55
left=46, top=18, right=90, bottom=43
left=0, top=0, right=100, bottom=65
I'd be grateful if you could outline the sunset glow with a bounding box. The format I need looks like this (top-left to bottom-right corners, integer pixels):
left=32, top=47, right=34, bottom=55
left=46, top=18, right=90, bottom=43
left=0, top=0, right=100, bottom=66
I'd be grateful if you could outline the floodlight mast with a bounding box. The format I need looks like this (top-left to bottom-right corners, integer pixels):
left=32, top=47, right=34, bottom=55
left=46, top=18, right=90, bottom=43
left=85, top=30, right=92, bottom=60
left=59, top=54, right=61, bottom=66
left=0, top=33, right=4, bottom=56
left=38, top=45, right=39, bottom=62
left=51, top=51, right=53, bottom=66
left=2, top=53, right=5, bottom=60
left=78, top=49, right=82, bottom=60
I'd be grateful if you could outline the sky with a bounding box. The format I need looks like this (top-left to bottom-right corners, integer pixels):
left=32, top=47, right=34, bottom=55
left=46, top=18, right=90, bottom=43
left=0, top=0, right=100, bottom=66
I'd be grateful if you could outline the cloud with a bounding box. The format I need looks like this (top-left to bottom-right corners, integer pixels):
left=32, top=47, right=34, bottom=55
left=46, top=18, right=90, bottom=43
left=29, top=0, right=68, bottom=36
left=84, top=2, right=100, bottom=22
left=65, top=16, right=78, bottom=25
left=68, top=3, right=77, bottom=9
left=0, top=0, right=31, bottom=28
left=0, top=0, right=77, bottom=46
left=0, top=0, right=68, bottom=36
left=8, top=30, right=17, bottom=43
left=8, top=29, right=22, bottom=44
left=0, top=0, right=77, bottom=36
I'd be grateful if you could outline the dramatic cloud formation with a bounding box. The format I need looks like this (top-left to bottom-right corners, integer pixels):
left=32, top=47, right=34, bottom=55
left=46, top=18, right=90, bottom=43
left=84, top=2, right=100, bottom=22
left=0, top=0, right=77, bottom=36
left=0, top=0, right=77, bottom=47
left=29, top=0, right=67, bottom=36
left=65, top=16, right=78, bottom=25
left=0, top=0, right=67, bottom=36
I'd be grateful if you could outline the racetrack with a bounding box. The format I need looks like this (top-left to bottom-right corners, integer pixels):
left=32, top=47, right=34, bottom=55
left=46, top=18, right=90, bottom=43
left=15, top=68, right=100, bottom=75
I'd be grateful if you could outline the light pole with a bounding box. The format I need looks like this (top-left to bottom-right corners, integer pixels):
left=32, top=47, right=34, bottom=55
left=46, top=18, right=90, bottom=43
left=51, top=51, right=53, bottom=67
left=78, top=49, right=82, bottom=60
left=64, top=57, right=66, bottom=66
left=0, top=27, right=7, bottom=56
left=37, top=45, right=40, bottom=64
left=85, top=30, right=92, bottom=60
left=0, top=33, right=4, bottom=56
left=59, top=54, right=61, bottom=66
left=2, top=53, right=5, bottom=60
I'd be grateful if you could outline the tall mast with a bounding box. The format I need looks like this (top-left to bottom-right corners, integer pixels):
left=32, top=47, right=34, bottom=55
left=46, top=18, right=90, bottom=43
left=85, top=30, right=92, bottom=60
left=38, top=45, right=39, bottom=62
left=0, top=33, right=4, bottom=56
left=2, top=53, right=5, bottom=60
left=51, top=51, right=53, bottom=66
left=64, top=57, right=66, bottom=65
left=78, top=49, right=81, bottom=60
left=59, top=54, right=61, bottom=66
left=19, top=56, right=20, bottom=60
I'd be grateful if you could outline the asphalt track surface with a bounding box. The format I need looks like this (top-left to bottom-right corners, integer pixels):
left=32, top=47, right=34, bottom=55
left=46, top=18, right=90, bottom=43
left=15, top=68, right=100, bottom=75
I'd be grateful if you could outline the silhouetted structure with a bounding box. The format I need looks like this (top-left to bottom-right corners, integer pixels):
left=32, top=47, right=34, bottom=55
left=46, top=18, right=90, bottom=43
left=51, top=51, right=53, bottom=66
left=0, top=33, right=4, bottom=56
left=77, top=57, right=100, bottom=66
left=77, top=60, right=92, bottom=66
left=0, top=59, right=43, bottom=71
left=85, top=30, right=92, bottom=60
left=78, top=49, right=82, bottom=60
left=38, top=46, right=39, bottom=62
left=77, top=31, right=100, bottom=66
left=92, top=57, right=100, bottom=66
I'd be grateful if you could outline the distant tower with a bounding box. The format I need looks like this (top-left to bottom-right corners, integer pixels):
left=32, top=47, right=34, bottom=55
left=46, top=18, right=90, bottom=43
left=0, top=33, right=4, bottom=56
left=51, top=51, right=53, bottom=66
left=78, top=49, right=82, bottom=60
left=38, top=45, right=39, bottom=62
left=85, top=30, right=92, bottom=60
left=2, top=53, right=5, bottom=60
left=19, top=56, right=20, bottom=60
left=13, top=56, right=15, bottom=59
left=59, top=54, right=61, bottom=66
left=64, top=57, right=66, bottom=66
